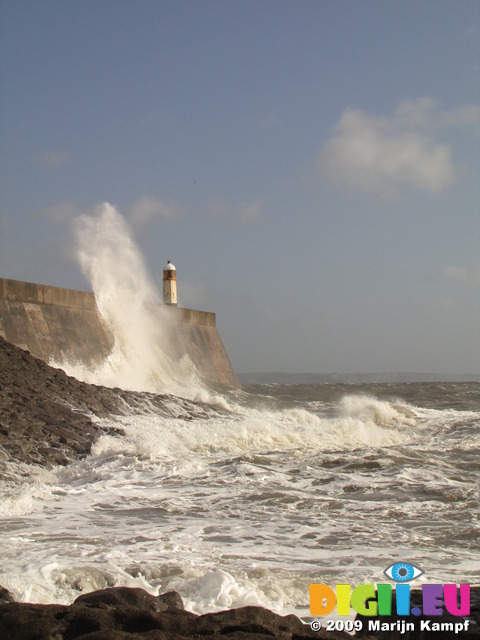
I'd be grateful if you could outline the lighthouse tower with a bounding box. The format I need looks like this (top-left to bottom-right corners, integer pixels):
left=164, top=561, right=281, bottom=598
left=163, top=260, right=177, bottom=305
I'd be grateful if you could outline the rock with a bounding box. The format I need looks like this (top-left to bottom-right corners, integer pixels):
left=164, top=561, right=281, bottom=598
left=194, top=605, right=337, bottom=638
left=0, top=336, right=112, bottom=468
left=0, top=586, right=14, bottom=603
left=0, top=586, right=348, bottom=639
left=74, top=587, right=184, bottom=613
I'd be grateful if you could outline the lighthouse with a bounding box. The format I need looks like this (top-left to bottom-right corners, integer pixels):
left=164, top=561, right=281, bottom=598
left=163, top=260, right=177, bottom=305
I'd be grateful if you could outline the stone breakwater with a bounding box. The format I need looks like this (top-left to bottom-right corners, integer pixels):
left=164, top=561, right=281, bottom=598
left=0, top=277, right=239, bottom=388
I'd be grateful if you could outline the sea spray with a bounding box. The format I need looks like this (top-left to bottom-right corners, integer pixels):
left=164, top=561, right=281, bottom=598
left=56, top=203, right=203, bottom=396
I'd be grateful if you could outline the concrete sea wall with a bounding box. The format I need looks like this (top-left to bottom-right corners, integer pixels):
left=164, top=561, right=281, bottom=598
left=0, top=278, right=238, bottom=388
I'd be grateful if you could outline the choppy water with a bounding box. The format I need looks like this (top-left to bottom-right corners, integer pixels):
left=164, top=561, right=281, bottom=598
left=1, top=381, right=479, bottom=618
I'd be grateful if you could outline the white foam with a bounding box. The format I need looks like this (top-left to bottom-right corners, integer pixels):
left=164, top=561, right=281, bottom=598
left=1, top=383, right=478, bottom=615
left=74, top=392, right=421, bottom=468
left=339, top=394, right=416, bottom=426
left=182, top=568, right=266, bottom=612
left=0, top=467, right=56, bottom=517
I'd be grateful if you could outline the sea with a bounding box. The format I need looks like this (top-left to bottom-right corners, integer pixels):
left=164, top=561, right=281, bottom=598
left=1, top=378, right=479, bottom=619
left=1, top=205, right=479, bottom=621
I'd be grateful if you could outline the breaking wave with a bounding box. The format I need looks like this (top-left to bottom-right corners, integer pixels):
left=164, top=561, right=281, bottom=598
left=52, top=203, right=203, bottom=397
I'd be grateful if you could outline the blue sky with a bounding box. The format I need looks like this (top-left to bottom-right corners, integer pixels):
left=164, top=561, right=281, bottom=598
left=1, top=0, right=479, bottom=374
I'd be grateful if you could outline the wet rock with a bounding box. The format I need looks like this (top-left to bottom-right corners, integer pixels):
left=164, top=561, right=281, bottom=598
left=74, top=587, right=184, bottom=613
left=0, top=586, right=348, bottom=639
left=0, top=336, right=227, bottom=470
left=0, top=586, right=14, bottom=604
left=0, top=336, right=113, bottom=468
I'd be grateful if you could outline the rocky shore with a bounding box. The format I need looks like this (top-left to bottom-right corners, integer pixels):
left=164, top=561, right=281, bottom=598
left=0, top=584, right=478, bottom=639
left=0, top=585, right=344, bottom=640
left=0, top=335, right=221, bottom=471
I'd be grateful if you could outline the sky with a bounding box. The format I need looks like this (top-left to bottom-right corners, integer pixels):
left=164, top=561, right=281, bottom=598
left=1, top=0, right=479, bottom=375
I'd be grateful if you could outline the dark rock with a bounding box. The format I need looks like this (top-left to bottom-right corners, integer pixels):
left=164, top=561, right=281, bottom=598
left=74, top=587, right=184, bottom=613
left=0, top=586, right=14, bottom=603
left=0, top=586, right=348, bottom=639
left=0, top=336, right=109, bottom=468
left=194, top=604, right=338, bottom=638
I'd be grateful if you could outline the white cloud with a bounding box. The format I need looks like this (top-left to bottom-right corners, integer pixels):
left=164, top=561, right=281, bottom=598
left=392, top=97, right=438, bottom=129
left=127, top=196, right=183, bottom=226
left=441, top=266, right=480, bottom=284
left=235, top=200, right=263, bottom=226
left=32, top=150, right=70, bottom=167
left=208, top=199, right=263, bottom=227
left=317, top=98, right=480, bottom=197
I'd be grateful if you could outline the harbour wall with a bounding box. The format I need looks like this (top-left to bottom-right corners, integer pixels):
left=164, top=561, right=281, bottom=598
left=0, top=278, right=239, bottom=388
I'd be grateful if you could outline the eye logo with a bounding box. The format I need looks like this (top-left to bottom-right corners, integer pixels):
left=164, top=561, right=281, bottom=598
left=309, top=563, right=471, bottom=619
left=384, top=562, right=424, bottom=582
